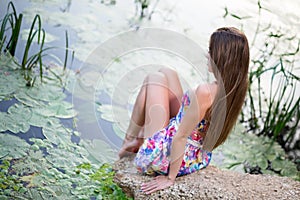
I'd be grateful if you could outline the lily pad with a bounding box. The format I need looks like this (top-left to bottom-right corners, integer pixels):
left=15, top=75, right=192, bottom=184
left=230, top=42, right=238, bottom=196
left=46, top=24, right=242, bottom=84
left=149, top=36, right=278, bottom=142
left=97, top=104, right=130, bottom=127
left=257, top=157, right=268, bottom=170
left=0, top=109, right=31, bottom=134
left=42, top=126, right=70, bottom=146
left=14, top=91, right=41, bottom=107
left=0, top=54, right=20, bottom=70
left=80, top=139, right=117, bottom=164
left=271, top=158, right=285, bottom=171
left=0, top=134, right=30, bottom=159
left=25, top=84, right=66, bottom=103
left=112, top=123, right=125, bottom=140
left=212, top=124, right=299, bottom=179
left=28, top=111, right=55, bottom=127
left=47, top=101, right=77, bottom=119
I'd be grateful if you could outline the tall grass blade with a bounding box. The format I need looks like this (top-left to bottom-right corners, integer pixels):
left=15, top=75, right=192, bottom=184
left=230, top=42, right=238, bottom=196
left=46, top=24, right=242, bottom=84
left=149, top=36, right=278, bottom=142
left=0, top=14, right=12, bottom=44
left=22, top=14, right=42, bottom=69
left=7, top=1, right=18, bottom=20
left=64, top=30, right=68, bottom=70
left=7, top=14, right=22, bottom=56
left=38, top=29, right=46, bottom=81
left=0, top=35, right=6, bottom=53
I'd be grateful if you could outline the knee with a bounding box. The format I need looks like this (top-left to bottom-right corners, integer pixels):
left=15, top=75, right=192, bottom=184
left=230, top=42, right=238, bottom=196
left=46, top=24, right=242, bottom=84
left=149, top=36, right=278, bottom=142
left=158, top=67, right=178, bottom=77
left=145, top=71, right=167, bottom=84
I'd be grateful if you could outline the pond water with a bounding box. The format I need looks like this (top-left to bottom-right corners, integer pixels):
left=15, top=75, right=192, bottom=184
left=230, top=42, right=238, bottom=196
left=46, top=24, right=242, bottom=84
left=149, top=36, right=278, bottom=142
left=3, top=0, right=298, bottom=148
left=0, top=0, right=299, bottom=198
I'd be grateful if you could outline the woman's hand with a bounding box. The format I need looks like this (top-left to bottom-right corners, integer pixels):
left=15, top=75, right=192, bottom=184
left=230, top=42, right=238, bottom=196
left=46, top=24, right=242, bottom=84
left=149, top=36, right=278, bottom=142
left=141, top=175, right=175, bottom=194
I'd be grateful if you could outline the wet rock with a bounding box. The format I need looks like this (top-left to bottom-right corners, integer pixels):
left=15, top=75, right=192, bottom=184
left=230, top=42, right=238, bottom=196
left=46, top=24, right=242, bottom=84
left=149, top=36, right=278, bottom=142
left=113, top=155, right=300, bottom=199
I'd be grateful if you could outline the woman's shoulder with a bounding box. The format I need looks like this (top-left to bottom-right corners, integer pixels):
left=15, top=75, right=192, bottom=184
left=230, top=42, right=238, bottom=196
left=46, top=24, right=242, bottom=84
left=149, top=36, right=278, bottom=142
left=195, top=82, right=217, bottom=96
left=195, top=82, right=217, bottom=106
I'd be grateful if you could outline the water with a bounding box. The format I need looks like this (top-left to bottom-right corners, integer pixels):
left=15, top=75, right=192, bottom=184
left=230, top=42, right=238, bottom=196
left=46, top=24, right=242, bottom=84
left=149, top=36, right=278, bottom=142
left=1, top=0, right=299, bottom=152
left=0, top=0, right=299, bottom=198
left=2, top=0, right=300, bottom=160
left=2, top=0, right=300, bottom=147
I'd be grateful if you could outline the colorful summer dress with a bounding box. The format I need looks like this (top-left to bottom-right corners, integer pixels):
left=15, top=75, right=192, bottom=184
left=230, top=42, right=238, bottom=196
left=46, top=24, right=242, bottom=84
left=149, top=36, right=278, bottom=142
left=134, top=90, right=212, bottom=176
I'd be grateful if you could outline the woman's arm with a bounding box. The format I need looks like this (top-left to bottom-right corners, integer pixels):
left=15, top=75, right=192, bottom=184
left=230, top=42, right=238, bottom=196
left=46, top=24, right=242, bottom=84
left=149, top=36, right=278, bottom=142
left=168, top=86, right=212, bottom=180
left=141, top=85, right=212, bottom=194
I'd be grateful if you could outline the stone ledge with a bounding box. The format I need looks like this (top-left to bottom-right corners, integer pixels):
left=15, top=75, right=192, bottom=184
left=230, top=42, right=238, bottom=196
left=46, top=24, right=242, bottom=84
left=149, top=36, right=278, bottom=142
left=113, top=155, right=300, bottom=200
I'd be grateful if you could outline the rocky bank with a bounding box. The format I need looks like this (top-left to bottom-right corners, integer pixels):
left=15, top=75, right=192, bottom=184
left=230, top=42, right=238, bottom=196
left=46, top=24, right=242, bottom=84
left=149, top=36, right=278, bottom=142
left=113, top=155, right=300, bottom=199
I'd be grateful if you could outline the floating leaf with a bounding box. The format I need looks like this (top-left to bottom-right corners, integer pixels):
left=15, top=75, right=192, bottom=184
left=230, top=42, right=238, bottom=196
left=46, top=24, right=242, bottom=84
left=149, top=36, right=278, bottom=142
left=46, top=144, right=90, bottom=169
left=14, top=91, right=41, bottom=107
left=97, top=104, right=130, bottom=128
left=25, top=84, right=66, bottom=103
left=80, top=139, right=117, bottom=164
left=0, top=54, right=20, bottom=70
left=28, top=111, right=53, bottom=127
left=266, top=153, right=276, bottom=161
left=0, top=134, right=30, bottom=159
left=29, top=138, right=52, bottom=149
left=112, top=123, right=125, bottom=140
left=212, top=124, right=299, bottom=179
left=0, top=112, right=7, bottom=132
left=257, top=158, right=268, bottom=170
left=281, top=164, right=299, bottom=177
left=47, top=101, right=77, bottom=119
left=42, top=123, right=71, bottom=146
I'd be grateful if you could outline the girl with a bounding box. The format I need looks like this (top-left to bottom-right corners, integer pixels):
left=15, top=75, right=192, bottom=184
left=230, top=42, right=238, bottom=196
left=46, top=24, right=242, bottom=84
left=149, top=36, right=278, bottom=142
left=118, top=27, right=250, bottom=194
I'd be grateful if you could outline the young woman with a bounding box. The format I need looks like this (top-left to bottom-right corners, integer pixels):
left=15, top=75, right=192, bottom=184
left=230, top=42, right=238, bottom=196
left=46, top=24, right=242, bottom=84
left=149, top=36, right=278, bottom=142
left=118, top=27, right=250, bottom=194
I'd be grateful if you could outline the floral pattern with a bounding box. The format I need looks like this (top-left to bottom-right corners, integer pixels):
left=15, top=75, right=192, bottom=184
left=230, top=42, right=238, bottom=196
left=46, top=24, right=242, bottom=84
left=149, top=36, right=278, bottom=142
left=134, top=91, right=212, bottom=176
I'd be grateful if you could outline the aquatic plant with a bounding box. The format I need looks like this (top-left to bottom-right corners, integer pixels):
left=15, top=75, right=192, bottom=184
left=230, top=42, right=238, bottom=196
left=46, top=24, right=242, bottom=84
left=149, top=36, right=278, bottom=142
left=0, top=1, right=72, bottom=87
left=0, top=53, right=130, bottom=199
left=211, top=124, right=300, bottom=181
left=0, top=2, right=22, bottom=57
left=223, top=1, right=300, bottom=163
left=134, top=0, right=159, bottom=19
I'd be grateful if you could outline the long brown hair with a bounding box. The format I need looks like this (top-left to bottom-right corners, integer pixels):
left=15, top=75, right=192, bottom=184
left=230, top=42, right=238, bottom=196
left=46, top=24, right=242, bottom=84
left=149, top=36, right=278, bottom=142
left=203, top=27, right=250, bottom=151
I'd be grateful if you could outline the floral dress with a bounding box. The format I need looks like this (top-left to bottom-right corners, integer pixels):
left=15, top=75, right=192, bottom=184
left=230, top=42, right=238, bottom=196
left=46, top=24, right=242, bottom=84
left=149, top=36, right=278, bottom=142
left=134, top=91, right=212, bottom=176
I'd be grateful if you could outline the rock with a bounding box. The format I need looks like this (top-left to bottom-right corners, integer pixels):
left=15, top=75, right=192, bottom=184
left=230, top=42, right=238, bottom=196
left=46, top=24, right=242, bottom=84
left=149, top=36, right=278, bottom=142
left=113, top=155, right=300, bottom=199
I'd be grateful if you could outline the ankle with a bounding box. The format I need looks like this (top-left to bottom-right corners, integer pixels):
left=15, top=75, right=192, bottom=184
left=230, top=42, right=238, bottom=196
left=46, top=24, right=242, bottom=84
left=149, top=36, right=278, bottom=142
left=125, top=134, right=137, bottom=141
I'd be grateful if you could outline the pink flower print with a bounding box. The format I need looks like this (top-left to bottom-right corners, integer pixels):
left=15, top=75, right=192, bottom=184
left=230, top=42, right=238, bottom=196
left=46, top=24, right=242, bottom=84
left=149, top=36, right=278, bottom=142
left=144, top=139, right=155, bottom=155
left=167, top=126, right=176, bottom=136
left=182, top=93, right=190, bottom=106
left=148, top=139, right=155, bottom=149
left=181, top=160, right=186, bottom=168
left=160, top=159, right=169, bottom=173
left=191, top=130, right=201, bottom=141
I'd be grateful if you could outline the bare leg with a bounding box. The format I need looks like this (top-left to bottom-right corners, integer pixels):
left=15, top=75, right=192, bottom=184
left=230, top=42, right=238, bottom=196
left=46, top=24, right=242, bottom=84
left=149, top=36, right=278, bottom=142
left=118, top=79, right=147, bottom=158
left=118, top=68, right=183, bottom=158
left=159, top=67, right=183, bottom=118
left=119, top=72, right=170, bottom=158
left=143, top=72, right=170, bottom=138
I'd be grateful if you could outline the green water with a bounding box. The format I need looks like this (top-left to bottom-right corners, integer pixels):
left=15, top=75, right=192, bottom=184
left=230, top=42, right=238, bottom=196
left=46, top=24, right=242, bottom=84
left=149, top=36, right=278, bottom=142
left=0, top=0, right=299, bottom=199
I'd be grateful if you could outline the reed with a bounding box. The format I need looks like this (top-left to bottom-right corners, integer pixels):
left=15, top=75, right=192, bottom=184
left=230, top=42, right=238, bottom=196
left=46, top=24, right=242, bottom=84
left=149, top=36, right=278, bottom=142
left=224, top=2, right=300, bottom=152
left=0, top=2, right=22, bottom=56
left=0, top=1, right=71, bottom=87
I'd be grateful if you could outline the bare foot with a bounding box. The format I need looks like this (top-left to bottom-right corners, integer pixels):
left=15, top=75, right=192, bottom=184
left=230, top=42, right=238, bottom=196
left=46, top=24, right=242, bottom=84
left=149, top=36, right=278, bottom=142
left=118, top=137, right=144, bottom=159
